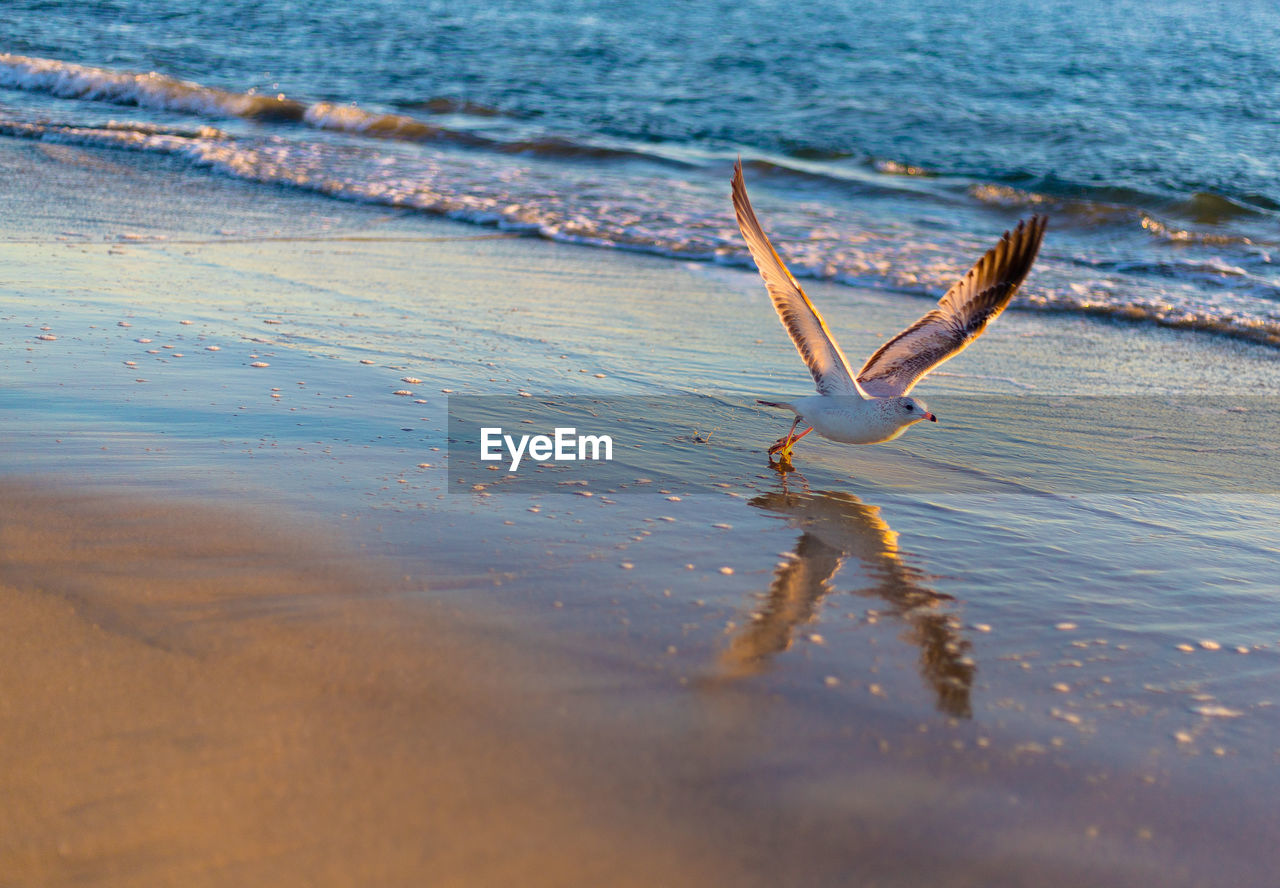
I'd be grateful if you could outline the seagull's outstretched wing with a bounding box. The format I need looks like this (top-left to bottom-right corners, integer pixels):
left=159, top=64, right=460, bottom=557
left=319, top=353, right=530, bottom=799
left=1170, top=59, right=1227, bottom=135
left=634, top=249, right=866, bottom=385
left=732, top=161, right=865, bottom=398
left=856, top=216, right=1047, bottom=398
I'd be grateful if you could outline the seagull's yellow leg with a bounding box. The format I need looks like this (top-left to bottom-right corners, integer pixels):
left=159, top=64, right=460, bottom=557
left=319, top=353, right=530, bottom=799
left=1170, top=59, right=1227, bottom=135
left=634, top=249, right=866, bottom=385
left=768, top=419, right=812, bottom=464
left=780, top=426, right=813, bottom=461
left=768, top=416, right=802, bottom=458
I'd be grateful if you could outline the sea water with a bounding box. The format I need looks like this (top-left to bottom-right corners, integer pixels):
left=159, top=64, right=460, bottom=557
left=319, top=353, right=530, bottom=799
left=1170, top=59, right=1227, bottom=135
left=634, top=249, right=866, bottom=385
left=3, top=0, right=1278, bottom=343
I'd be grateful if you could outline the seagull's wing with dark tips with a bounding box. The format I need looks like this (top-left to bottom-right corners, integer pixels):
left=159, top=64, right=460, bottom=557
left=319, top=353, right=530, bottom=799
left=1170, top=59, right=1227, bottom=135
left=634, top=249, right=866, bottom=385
left=732, top=161, right=866, bottom=398
left=856, top=215, right=1047, bottom=398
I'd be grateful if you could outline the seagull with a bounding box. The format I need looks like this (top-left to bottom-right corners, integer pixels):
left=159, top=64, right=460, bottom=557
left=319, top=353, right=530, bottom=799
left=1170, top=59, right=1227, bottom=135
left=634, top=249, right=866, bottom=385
left=731, top=160, right=1046, bottom=465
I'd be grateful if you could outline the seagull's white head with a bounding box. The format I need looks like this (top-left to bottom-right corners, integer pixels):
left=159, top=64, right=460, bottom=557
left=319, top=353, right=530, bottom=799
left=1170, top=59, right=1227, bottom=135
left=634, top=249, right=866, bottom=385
left=895, top=396, right=937, bottom=427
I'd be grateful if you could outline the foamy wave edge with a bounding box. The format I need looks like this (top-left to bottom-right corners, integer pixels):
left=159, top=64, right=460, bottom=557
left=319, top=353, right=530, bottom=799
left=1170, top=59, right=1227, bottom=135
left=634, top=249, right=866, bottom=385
left=5, top=117, right=1279, bottom=350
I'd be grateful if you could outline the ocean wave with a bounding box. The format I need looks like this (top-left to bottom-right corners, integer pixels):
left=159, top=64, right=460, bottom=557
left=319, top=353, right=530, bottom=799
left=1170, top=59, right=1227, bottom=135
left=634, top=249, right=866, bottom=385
left=304, top=102, right=446, bottom=140
left=872, top=158, right=933, bottom=177
left=1022, top=293, right=1280, bottom=348
left=0, top=53, right=305, bottom=121
left=1139, top=214, right=1257, bottom=246
left=736, top=157, right=930, bottom=200
left=1177, top=190, right=1271, bottom=223
left=392, top=97, right=516, bottom=117
left=5, top=112, right=1279, bottom=352
left=6, top=53, right=1271, bottom=252
left=0, top=53, right=667, bottom=165
left=970, top=173, right=1279, bottom=229
left=968, top=183, right=1141, bottom=228
left=970, top=182, right=1279, bottom=251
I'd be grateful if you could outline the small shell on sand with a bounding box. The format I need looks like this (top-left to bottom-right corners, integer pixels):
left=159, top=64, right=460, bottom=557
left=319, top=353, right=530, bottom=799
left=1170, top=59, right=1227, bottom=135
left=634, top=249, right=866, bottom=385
left=249, top=362, right=269, bottom=368
left=1055, top=622, right=1078, bottom=631
left=620, top=562, right=634, bottom=570
left=393, top=390, right=413, bottom=396
left=117, top=321, right=131, bottom=327
left=1198, top=640, right=1221, bottom=651
left=35, top=334, right=57, bottom=341
left=180, top=320, right=193, bottom=325
left=359, top=359, right=375, bottom=365
left=123, top=360, right=137, bottom=366
left=1176, top=643, right=1195, bottom=652
left=206, top=346, right=220, bottom=351
left=137, top=338, right=152, bottom=343
left=402, top=377, right=422, bottom=384
left=718, top=566, right=734, bottom=575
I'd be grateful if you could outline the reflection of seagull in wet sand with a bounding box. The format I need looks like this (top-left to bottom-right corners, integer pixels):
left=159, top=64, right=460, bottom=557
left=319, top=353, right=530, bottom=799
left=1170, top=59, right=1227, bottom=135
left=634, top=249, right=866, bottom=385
left=732, top=161, right=1047, bottom=466
left=722, top=479, right=975, bottom=717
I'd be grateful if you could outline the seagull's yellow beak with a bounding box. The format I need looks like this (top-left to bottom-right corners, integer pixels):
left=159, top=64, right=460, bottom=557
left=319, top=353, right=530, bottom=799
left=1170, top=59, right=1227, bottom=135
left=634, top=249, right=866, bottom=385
left=924, top=412, right=937, bottom=422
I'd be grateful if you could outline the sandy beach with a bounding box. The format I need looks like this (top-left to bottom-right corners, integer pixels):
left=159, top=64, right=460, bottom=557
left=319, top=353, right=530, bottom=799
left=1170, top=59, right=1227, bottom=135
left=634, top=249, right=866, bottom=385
left=4, top=129, right=1280, bottom=888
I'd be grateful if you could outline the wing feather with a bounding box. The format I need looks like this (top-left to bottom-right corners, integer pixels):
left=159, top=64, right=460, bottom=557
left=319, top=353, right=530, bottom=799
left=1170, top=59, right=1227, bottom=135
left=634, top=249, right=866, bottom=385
left=856, top=215, right=1047, bottom=397
left=732, top=161, right=864, bottom=398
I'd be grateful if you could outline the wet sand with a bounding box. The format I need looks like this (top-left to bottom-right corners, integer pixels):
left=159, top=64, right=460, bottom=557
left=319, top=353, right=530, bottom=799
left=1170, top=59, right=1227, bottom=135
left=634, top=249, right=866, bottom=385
left=0, top=482, right=736, bottom=887
left=4, top=136, right=1280, bottom=886
left=7, top=480, right=1274, bottom=888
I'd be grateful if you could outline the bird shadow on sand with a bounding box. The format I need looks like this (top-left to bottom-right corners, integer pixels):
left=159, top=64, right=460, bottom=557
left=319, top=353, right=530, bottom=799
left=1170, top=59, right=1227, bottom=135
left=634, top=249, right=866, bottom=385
left=718, top=469, right=976, bottom=718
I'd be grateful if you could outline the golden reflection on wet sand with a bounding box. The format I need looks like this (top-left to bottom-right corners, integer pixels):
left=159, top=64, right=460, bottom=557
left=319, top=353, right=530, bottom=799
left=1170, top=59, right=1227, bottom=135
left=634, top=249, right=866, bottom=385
left=721, top=474, right=975, bottom=717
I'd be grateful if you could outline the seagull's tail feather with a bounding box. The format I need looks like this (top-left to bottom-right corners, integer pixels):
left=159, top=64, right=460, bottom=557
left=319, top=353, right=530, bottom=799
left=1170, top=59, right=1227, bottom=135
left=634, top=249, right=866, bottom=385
left=756, top=399, right=798, bottom=414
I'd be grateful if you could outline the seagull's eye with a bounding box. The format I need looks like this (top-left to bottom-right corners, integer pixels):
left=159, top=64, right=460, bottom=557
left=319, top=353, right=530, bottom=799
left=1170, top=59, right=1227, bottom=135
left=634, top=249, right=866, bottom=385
left=904, top=403, right=913, bottom=411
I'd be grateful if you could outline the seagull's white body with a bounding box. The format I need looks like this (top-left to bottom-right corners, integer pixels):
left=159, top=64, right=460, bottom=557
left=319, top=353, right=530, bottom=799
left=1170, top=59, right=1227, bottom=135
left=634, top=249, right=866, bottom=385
left=731, top=161, right=1047, bottom=459
left=782, top=395, right=919, bottom=445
